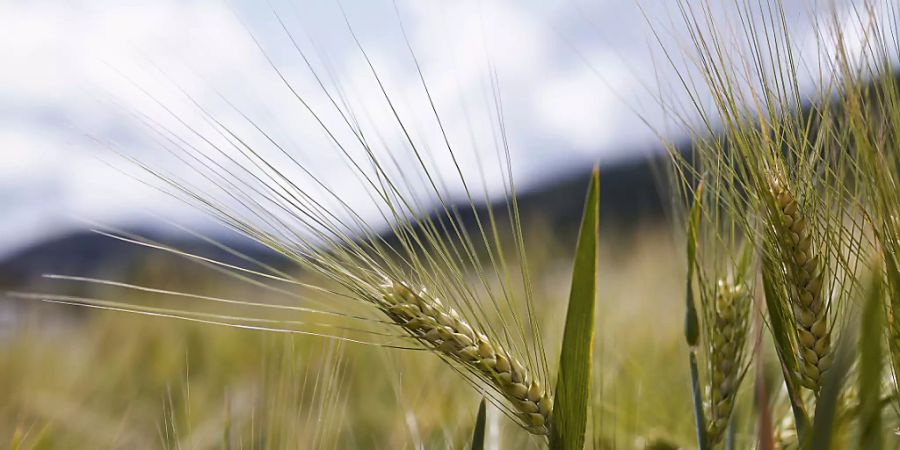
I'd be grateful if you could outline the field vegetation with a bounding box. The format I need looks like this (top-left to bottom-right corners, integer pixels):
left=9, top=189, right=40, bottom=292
left=3, top=0, right=900, bottom=449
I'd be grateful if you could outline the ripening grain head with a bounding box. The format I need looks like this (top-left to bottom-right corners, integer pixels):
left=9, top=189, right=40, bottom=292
left=20, top=1, right=559, bottom=439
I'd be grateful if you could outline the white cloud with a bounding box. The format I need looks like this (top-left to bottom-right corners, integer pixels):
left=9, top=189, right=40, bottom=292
left=2, top=0, right=885, bottom=256
left=534, top=60, right=632, bottom=152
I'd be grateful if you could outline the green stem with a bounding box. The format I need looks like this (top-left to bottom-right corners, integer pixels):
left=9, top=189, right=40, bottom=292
left=781, top=363, right=810, bottom=440
left=690, top=350, right=710, bottom=450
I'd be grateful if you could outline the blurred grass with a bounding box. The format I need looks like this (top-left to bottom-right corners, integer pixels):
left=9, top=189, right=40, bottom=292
left=0, top=225, right=690, bottom=449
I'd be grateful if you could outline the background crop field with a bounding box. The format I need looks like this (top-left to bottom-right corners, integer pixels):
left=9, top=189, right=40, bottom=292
left=2, top=224, right=690, bottom=449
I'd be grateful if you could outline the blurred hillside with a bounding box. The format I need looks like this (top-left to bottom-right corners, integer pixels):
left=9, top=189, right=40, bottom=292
left=0, top=142, right=682, bottom=287
left=3, top=68, right=897, bottom=287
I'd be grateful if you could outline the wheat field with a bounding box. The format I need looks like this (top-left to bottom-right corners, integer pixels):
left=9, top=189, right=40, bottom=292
left=3, top=0, right=900, bottom=449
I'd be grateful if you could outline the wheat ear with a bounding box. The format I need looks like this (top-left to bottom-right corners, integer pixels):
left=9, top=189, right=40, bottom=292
left=707, top=278, right=750, bottom=443
left=769, top=176, right=831, bottom=391
left=378, top=280, right=552, bottom=435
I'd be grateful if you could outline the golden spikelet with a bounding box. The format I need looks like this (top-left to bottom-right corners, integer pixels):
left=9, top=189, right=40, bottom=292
left=706, top=278, right=750, bottom=444
left=768, top=176, right=832, bottom=392
left=378, top=280, right=552, bottom=435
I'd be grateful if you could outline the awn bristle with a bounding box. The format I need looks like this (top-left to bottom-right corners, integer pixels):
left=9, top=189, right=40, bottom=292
left=378, top=280, right=552, bottom=435
left=768, top=176, right=832, bottom=392
left=707, top=278, right=750, bottom=444
left=887, top=299, right=900, bottom=393
left=884, top=216, right=900, bottom=390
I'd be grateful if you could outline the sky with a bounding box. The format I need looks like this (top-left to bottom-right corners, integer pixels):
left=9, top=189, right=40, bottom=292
left=0, top=0, right=887, bottom=258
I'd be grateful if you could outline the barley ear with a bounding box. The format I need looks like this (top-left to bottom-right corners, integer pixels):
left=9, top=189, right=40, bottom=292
left=768, top=176, right=830, bottom=393
left=549, top=169, right=599, bottom=450
left=706, top=279, right=750, bottom=444
left=377, top=281, right=551, bottom=435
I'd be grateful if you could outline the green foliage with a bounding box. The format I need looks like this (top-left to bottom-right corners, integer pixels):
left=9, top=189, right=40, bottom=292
left=10, top=1, right=900, bottom=448
left=807, top=330, right=853, bottom=450
left=470, top=399, right=487, bottom=450
left=10, top=426, right=22, bottom=450
left=858, top=268, right=884, bottom=450
left=684, top=182, right=702, bottom=349
left=688, top=351, right=709, bottom=450
left=762, top=264, right=810, bottom=435
left=660, top=0, right=900, bottom=448
left=549, top=169, right=599, bottom=450
left=683, top=184, right=709, bottom=450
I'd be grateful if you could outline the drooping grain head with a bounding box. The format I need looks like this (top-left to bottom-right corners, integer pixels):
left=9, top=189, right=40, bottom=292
left=378, top=280, right=552, bottom=435
left=768, top=176, right=832, bottom=392
left=706, top=278, right=750, bottom=444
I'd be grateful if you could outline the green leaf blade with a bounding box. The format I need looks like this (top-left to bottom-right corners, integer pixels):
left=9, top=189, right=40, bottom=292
left=809, top=325, right=854, bottom=450
left=470, top=398, right=487, bottom=450
left=858, top=268, right=884, bottom=450
left=684, top=182, right=707, bottom=450
left=761, top=264, right=810, bottom=435
left=549, top=169, right=599, bottom=450
left=689, top=351, right=710, bottom=450
left=684, top=182, right=703, bottom=347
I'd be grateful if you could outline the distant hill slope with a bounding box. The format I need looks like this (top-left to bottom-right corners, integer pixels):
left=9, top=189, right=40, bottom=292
left=7, top=69, right=897, bottom=285
left=0, top=141, right=679, bottom=285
